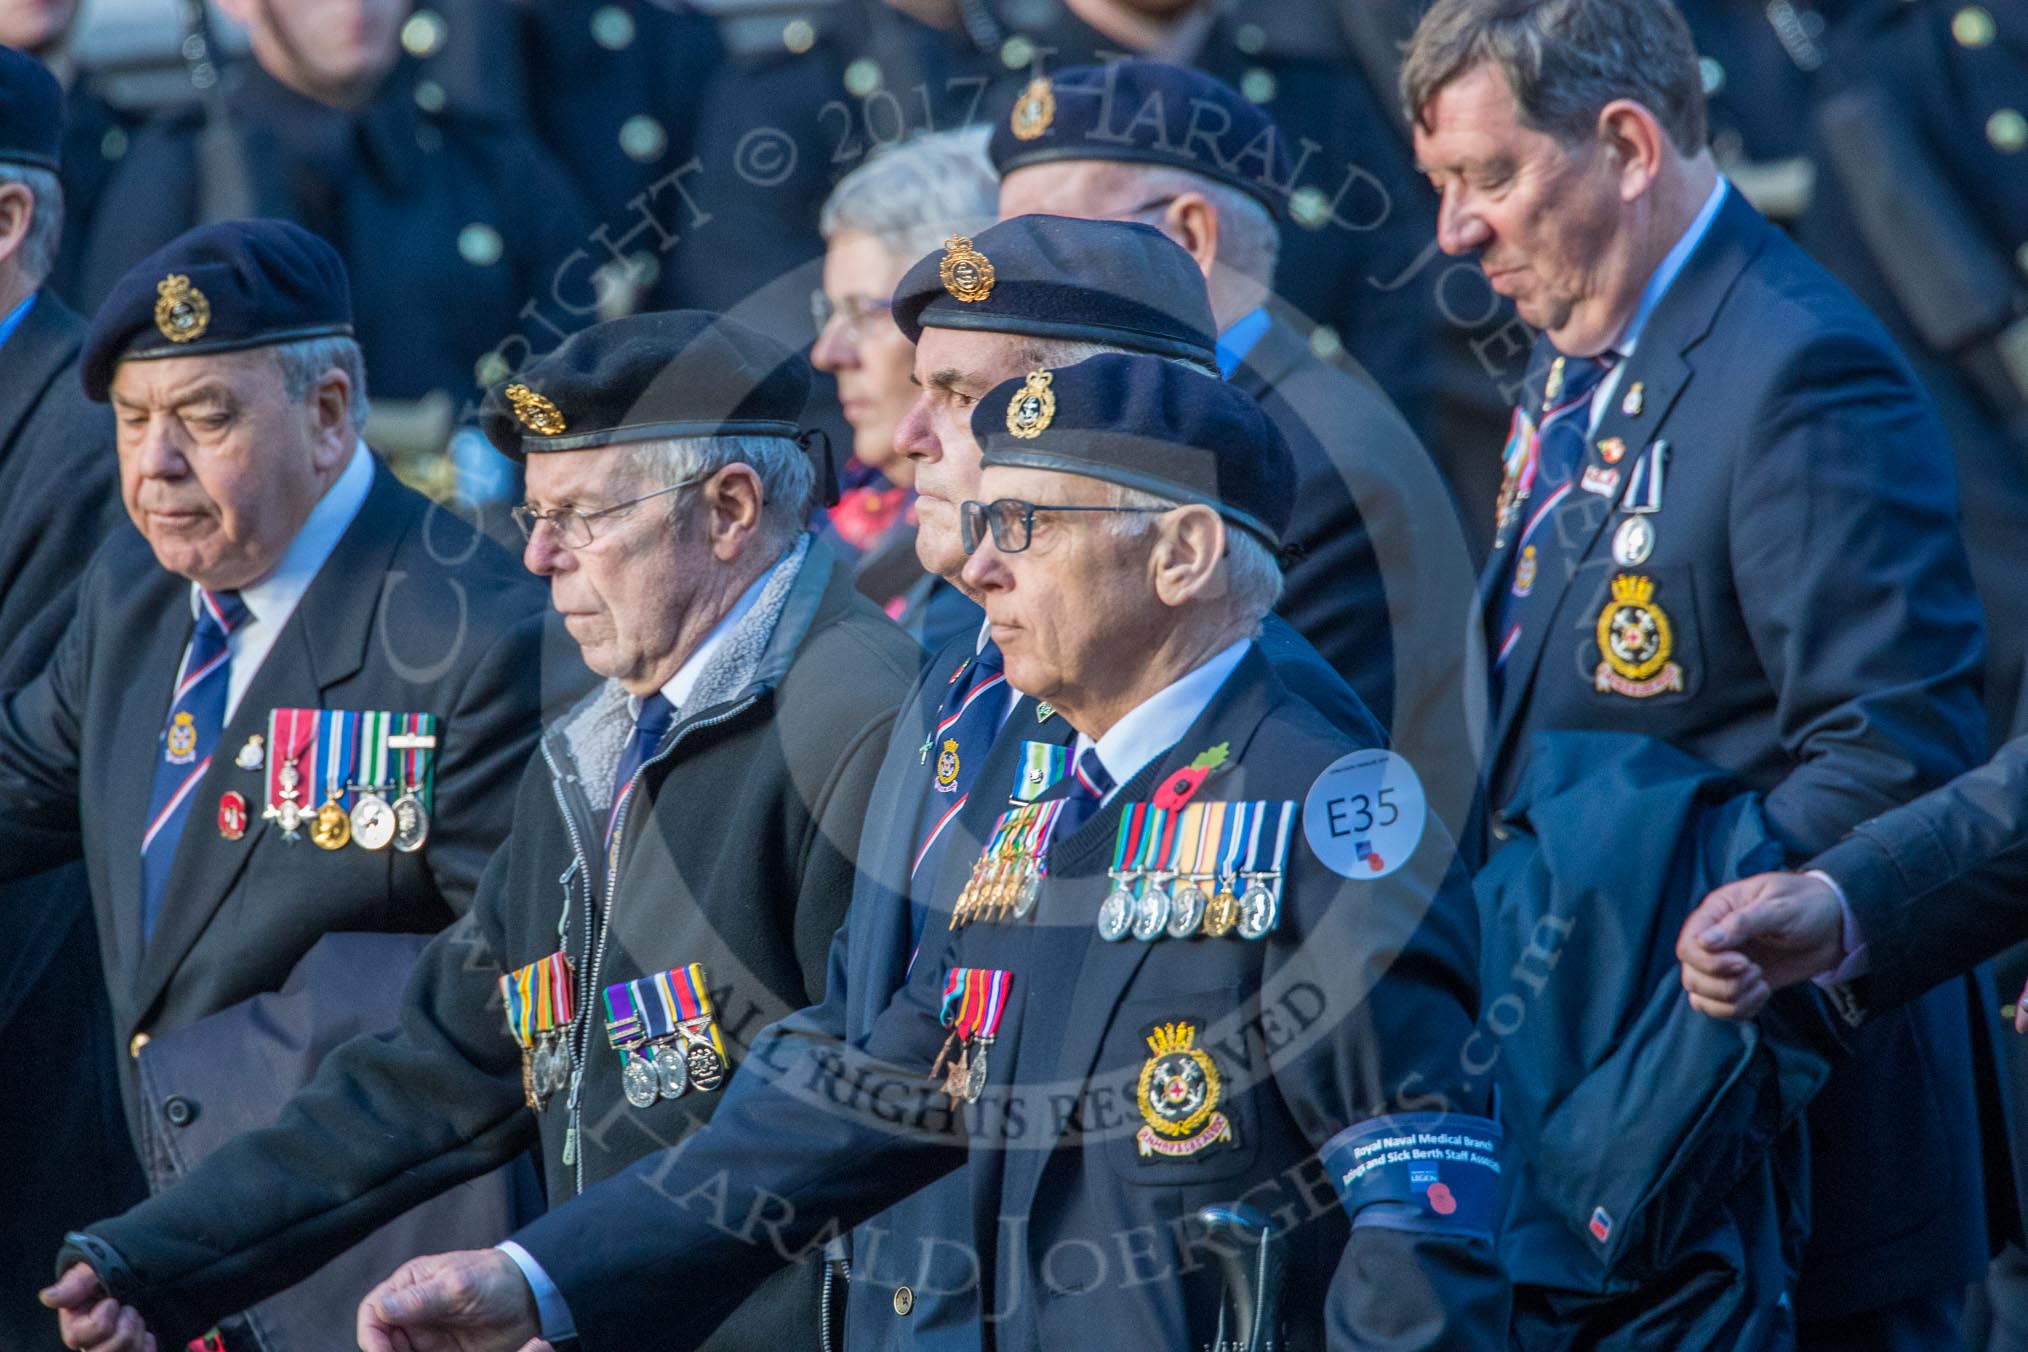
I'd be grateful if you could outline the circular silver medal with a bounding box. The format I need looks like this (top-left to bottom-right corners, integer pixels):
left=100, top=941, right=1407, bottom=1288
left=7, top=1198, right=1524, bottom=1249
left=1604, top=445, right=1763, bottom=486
left=654, top=1043, right=689, bottom=1099
left=1131, top=884, right=1172, bottom=941
left=1612, top=515, right=1656, bottom=567
left=684, top=1035, right=726, bottom=1092
left=1011, top=870, right=1042, bottom=921
left=350, top=793, right=396, bottom=850
left=1237, top=882, right=1279, bottom=940
left=963, top=1046, right=988, bottom=1102
left=621, top=1052, right=659, bottom=1108
left=530, top=1038, right=556, bottom=1097
left=1166, top=882, right=1208, bottom=938
left=1097, top=885, right=1135, bottom=941
left=543, top=1039, right=572, bottom=1097
left=391, top=793, right=430, bottom=852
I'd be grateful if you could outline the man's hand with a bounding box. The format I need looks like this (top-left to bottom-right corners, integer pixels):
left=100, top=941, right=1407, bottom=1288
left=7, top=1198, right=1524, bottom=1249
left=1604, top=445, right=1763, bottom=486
left=1677, top=871, right=1845, bottom=1020
left=356, top=1248, right=545, bottom=1352
left=39, top=1262, right=155, bottom=1352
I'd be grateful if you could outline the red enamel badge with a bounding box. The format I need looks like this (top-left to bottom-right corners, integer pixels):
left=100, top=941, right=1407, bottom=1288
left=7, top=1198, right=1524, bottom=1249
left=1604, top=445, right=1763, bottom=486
left=218, top=790, right=249, bottom=841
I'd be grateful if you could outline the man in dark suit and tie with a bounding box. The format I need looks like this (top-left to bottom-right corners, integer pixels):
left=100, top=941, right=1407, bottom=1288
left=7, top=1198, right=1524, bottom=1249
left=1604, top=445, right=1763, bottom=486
left=0, top=43, right=136, bottom=1352
left=11, top=217, right=552, bottom=1349
left=1405, top=0, right=1993, bottom=1346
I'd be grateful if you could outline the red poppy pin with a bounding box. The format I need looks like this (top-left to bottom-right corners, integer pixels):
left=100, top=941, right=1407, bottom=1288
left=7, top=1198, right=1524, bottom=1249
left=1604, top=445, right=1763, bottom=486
left=1153, top=743, right=1230, bottom=810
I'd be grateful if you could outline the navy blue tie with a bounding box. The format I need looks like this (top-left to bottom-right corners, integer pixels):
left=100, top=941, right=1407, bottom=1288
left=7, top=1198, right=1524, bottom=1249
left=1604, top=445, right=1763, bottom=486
left=141, top=589, right=249, bottom=942
left=1049, top=745, right=1116, bottom=842
left=1493, top=353, right=1617, bottom=682
left=608, top=694, right=676, bottom=848
left=906, top=643, right=1011, bottom=948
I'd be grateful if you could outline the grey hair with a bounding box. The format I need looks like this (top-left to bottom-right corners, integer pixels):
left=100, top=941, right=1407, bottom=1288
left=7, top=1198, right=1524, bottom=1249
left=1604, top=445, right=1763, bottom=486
left=819, top=126, right=999, bottom=261
left=1113, top=164, right=1280, bottom=287
left=271, top=335, right=370, bottom=436
left=0, top=163, right=62, bottom=286
left=1016, top=336, right=1218, bottom=380
left=1105, top=484, right=1283, bottom=626
left=1401, top=0, right=1708, bottom=154
left=627, top=433, right=816, bottom=549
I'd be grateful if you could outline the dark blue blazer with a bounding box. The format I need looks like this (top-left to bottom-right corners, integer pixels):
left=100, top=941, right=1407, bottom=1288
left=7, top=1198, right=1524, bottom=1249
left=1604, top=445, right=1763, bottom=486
left=513, top=643, right=1504, bottom=1350
left=806, top=615, right=1393, bottom=1350
left=1481, top=187, right=1992, bottom=1318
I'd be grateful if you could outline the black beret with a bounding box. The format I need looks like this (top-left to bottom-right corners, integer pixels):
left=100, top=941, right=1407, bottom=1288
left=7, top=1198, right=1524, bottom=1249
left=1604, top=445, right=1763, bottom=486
left=480, top=310, right=810, bottom=460
left=989, top=60, right=1295, bottom=215
left=973, top=353, right=1294, bottom=549
left=891, top=214, right=1216, bottom=365
left=82, top=219, right=353, bottom=401
left=0, top=45, right=61, bottom=172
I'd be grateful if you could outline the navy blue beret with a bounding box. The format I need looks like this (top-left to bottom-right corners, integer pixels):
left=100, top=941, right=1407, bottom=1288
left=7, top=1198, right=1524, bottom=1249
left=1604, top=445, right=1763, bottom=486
left=973, top=353, right=1294, bottom=549
left=481, top=310, right=810, bottom=460
left=891, top=214, right=1216, bottom=365
left=0, top=45, right=61, bottom=172
left=989, top=60, right=1295, bottom=215
left=82, top=219, right=353, bottom=401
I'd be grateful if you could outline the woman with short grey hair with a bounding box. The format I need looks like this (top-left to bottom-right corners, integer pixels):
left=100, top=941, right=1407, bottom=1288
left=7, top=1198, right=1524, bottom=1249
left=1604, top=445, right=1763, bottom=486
left=812, top=127, right=996, bottom=648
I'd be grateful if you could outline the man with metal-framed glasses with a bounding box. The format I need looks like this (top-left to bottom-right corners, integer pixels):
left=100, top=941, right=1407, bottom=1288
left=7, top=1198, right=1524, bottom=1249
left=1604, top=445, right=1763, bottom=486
left=48, top=310, right=922, bottom=1352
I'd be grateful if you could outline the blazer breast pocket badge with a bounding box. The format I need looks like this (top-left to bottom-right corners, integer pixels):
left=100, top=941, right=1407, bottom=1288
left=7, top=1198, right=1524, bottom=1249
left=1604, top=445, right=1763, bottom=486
left=1593, top=573, right=1685, bottom=699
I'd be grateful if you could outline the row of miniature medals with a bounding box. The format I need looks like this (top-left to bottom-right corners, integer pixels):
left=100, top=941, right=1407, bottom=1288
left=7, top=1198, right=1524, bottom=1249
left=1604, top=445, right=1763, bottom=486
left=217, top=707, right=437, bottom=852
left=500, top=955, right=727, bottom=1113
left=951, top=796, right=1297, bottom=943
left=936, top=794, right=1297, bottom=1106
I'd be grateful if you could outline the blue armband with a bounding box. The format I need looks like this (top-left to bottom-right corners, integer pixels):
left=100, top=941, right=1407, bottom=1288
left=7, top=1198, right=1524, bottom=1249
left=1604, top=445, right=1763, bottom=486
left=1319, top=1112, right=1501, bottom=1239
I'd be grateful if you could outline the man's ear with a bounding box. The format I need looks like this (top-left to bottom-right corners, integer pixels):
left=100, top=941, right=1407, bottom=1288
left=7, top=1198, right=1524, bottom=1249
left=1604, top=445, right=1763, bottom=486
left=1149, top=504, right=1228, bottom=608
left=1162, top=193, right=1222, bottom=277
left=705, top=462, right=766, bottom=560
left=308, top=367, right=354, bottom=473
left=0, top=181, right=34, bottom=276
left=1596, top=98, right=1667, bottom=202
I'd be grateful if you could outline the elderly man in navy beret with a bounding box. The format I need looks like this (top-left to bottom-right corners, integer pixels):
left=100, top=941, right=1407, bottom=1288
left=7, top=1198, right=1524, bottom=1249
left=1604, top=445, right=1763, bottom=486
left=353, top=352, right=1503, bottom=1352
left=44, top=308, right=922, bottom=1352
left=13, top=216, right=549, bottom=1352
left=990, top=60, right=1486, bottom=866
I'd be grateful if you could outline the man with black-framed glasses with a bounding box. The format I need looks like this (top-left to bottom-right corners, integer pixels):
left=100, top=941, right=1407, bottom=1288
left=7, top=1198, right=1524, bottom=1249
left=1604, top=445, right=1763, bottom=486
left=48, top=310, right=921, bottom=1352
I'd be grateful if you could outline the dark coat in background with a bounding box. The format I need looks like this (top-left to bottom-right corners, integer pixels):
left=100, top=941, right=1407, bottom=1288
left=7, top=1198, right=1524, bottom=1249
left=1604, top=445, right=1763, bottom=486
left=0, top=289, right=136, bottom=1352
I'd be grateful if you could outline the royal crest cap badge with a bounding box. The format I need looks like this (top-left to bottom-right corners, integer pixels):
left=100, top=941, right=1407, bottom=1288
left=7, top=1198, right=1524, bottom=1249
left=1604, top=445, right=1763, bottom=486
left=154, top=274, right=210, bottom=343
left=1006, top=369, right=1055, bottom=439
left=939, top=236, right=996, bottom=304
left=505, top=383, right=567, bottom=436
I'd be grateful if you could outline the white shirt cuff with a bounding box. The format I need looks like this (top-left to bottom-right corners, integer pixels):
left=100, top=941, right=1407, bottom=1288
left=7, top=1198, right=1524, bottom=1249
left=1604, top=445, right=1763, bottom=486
left=1805, top=868, right=1870, bottom=984
left=497, top=1239, right=576, bottom=1342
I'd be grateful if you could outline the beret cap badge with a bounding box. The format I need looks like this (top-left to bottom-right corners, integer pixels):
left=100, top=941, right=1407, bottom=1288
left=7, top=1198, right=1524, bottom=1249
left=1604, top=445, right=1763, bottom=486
left=505, top=383, right=568, bottom=436
left=939, top=236, right=996, bottom=304
left=153, top=275, right=211, bottom=344
left=1009, top=77, right=1056, bottom=141
left=1005, top=369, right=1055, bottom=439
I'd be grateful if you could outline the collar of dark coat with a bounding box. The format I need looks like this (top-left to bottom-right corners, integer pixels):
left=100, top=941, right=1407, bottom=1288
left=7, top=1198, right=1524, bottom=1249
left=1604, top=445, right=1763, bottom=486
left=0, top=291, right=86, bottom=454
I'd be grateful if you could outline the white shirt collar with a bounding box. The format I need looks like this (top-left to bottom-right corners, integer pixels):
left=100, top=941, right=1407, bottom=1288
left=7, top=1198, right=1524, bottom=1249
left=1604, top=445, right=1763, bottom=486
left=1073, top=639, right=1249, bottom=801
left=190, top=441, right=374, bottom=625
left=630, top=552, right=785, bottom=720
left=1613, top=175, right=1730, bottom=360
